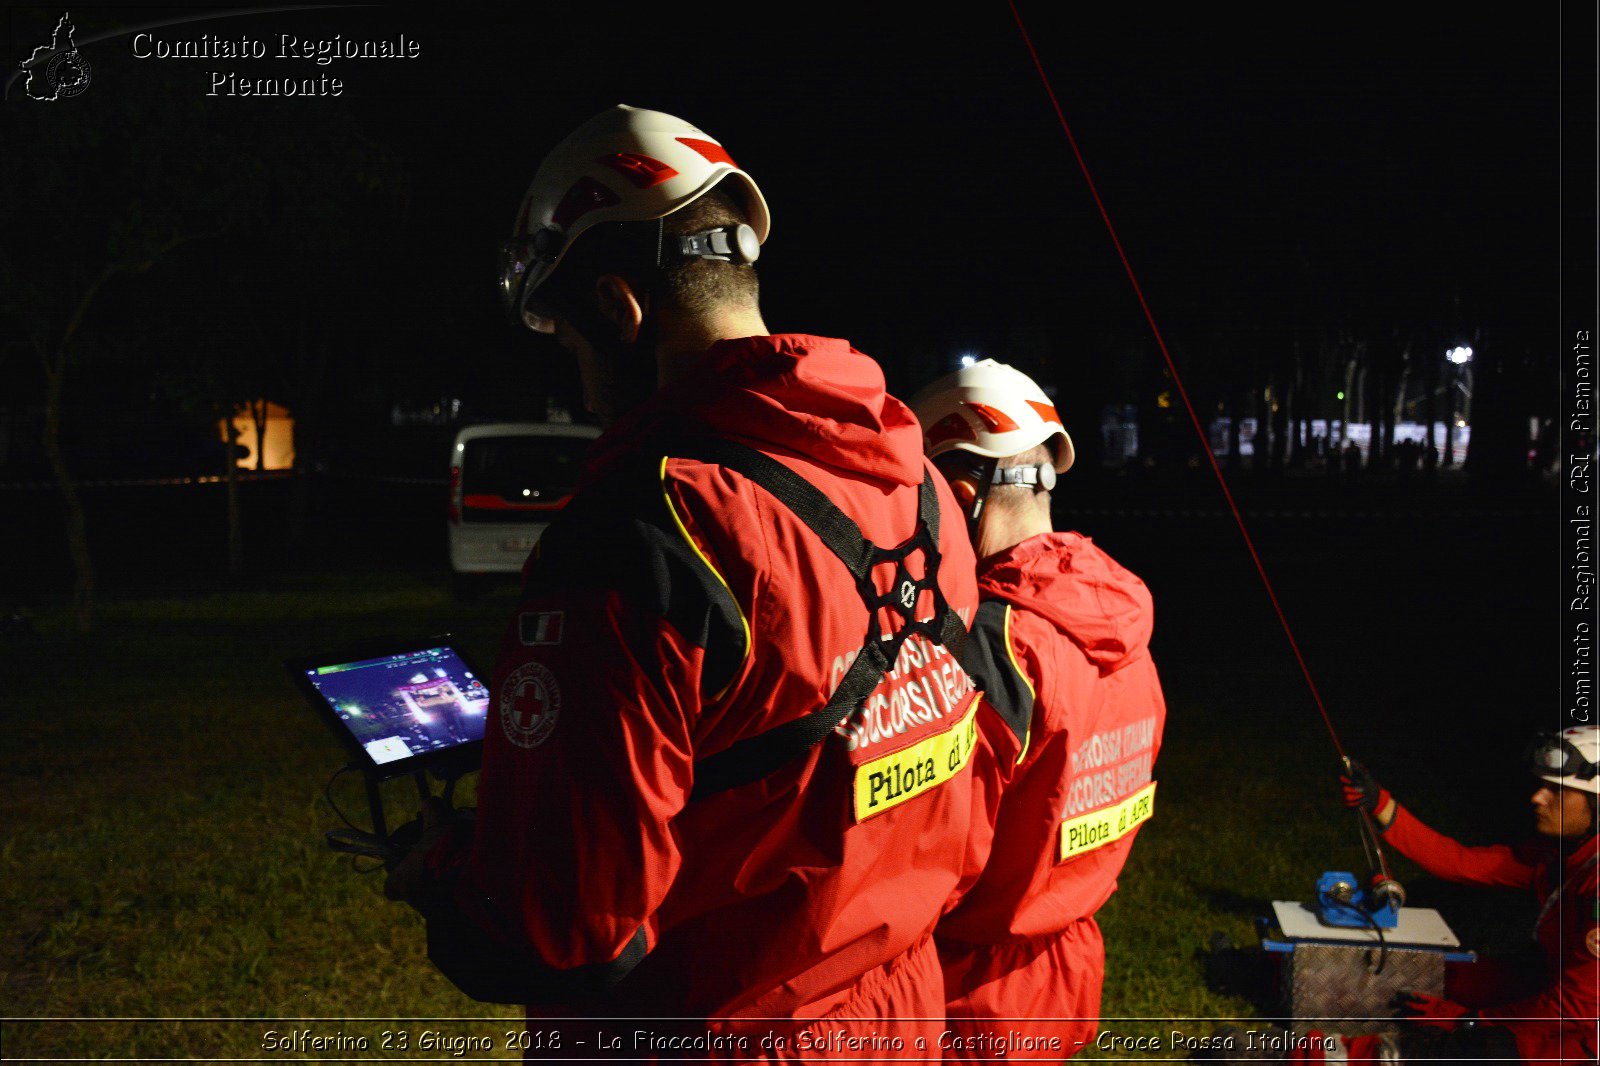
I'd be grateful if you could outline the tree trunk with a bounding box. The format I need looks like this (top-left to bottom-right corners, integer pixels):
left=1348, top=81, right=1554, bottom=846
left=1251, top=383, right=1265, bottom=472
left=1284, top=381, right=1298, bottom=468
left=1391, top=346, right=1412, bottom=445
left=1227, top=393, right=1243, bottom=470
left=1287, top=346, right=1305, bottom=468
left=1340, top=359, right=1358, bottom=446
left=33, top=263, right=130, bottom=633
left=251, top=397, right=268, bottom=471
left=1365, top=359, right=1384, bottom=470
left=1444, top=394, right=1457, bottom=467
left=25, top=235, right=207, bottom=625
left=225, top=412, right=243, bottom=579
left=1271, top=386, right=1289, bottom=471
left=1423, top=344, right=1439, bottom=471
left=41, top=351, right=95, bottom=632
left=286, top=330, right=325, bottom=550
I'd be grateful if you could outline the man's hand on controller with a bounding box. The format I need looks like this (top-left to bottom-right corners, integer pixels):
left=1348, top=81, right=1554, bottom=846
left=383, top=797, right=459, bottom=908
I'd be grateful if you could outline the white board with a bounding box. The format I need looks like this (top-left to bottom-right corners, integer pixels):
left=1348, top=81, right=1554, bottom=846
left=1271, top=900, right=1462, bottom=949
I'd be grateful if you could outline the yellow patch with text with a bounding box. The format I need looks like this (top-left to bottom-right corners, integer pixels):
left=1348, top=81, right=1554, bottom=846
left=853, top=701, right=978, bottom=822
left=1060, top=781, right=1157, bottom=861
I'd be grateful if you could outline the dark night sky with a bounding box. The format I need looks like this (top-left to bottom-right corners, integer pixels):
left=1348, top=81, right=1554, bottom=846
left=2, top=3, right=1575, bottom=419
left=336, top=3, right=1563, bottom=395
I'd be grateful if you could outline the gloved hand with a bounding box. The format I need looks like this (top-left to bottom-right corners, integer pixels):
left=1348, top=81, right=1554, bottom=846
left=1394, top=991, right=1474, bottom=1029
left=383, top=797, right=462, bottom=907
left=1340, top=759, right=1391, bottom=815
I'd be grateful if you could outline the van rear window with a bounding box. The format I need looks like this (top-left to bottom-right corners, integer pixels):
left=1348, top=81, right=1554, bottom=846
left=460, top=435, right=590, bottom=520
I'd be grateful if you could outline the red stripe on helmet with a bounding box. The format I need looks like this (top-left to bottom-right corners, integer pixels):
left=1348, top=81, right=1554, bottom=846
left=677, top=137, right=736, bottom=167
left=551, top=176, right=621, bottom=231
left=1026, top=399, right=1062, bottom=426
left=598, top=152, right=679, bottom=189
left=966, top=402, right=1020, bottom=433
left=925, top=413, right=977, bottom=448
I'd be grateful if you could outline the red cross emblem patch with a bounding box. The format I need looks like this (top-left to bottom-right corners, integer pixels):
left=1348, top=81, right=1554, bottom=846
left=499, top=660, right=562, bottom=749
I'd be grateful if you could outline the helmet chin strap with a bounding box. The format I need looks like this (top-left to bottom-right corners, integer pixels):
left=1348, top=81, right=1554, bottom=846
left=962, top=456, right=999, bottom=544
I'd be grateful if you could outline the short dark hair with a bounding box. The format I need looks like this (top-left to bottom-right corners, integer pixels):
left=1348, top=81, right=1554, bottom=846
left=659, top=183, right=760, bottom=315
left=544, top=179, right=758, bottom=322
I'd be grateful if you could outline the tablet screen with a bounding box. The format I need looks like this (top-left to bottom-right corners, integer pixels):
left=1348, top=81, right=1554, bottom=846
left=301, top=645, right=489, bottom=767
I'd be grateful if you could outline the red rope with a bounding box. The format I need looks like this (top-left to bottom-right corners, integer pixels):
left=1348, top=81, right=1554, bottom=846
left=1006, top=0, right=1346, bottom=762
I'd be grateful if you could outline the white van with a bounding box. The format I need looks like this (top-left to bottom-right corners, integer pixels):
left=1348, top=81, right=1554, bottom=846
left=447, top=422, right=601, bottom=585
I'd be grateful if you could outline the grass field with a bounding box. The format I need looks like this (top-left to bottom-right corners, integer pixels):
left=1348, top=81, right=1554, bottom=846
left=0, top=505, right=1550, bottom=1061
left=1, top=578, right=524, bottom=1057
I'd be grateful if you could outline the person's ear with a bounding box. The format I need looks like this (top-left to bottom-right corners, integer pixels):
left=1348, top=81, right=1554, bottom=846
left=594, top=275, right=644, bottom=344
left=948, top=475, right=978, bottom=514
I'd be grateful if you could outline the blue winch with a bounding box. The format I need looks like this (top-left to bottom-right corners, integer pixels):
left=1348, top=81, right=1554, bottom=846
left=1315, top=870, right=1403, bottom=929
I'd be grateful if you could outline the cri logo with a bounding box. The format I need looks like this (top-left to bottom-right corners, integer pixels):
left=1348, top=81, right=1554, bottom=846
left=499, top=661, right=561, bottom=749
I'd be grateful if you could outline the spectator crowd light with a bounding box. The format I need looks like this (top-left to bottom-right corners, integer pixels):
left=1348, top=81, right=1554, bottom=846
left=1446, top=346, right=1473, bottom=364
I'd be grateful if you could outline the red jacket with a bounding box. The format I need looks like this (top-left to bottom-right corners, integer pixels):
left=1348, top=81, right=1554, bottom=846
left=936, top=532, right=1165, bottom=1053
left=1384, top=805, right=1600, bottom=1063
left=421, top=335, right=1012, bottom=1047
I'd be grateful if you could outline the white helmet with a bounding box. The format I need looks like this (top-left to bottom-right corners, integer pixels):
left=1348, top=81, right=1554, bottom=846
left=1527, top=726, right=1600, bottom=795
left=499, top=104, right=771, bottom=333
left=909, top=359, right=1076, bottom=474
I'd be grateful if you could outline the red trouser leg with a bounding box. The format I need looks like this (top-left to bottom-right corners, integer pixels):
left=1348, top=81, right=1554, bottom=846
left=939, top=917, right=1104, bottom=1062
left=751, top=932, right=945, bottom=1063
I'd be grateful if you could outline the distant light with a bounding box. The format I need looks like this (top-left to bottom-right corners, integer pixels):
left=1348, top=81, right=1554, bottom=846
left=343, top=705, right=363, bottom=717
left=1446, top=346, right=1473, bottom=364
left=1336, top=391, right=1345, bottom=401
left=522, top=488, right=531, bottom=497
left=959, top=354, right=977, bottom=368
left=1456, top=418, right=1467, bottom=428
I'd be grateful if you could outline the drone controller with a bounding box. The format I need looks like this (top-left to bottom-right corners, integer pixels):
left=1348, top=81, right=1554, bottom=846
left=323, top=768, right=475, bottom=870
left=286, top=637, right=489, bottom=871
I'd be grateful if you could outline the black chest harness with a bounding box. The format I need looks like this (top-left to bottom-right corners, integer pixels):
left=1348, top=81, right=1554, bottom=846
left=422, top=440, right=975, bottom=1006
left=657, top=437, right=970, bottom=800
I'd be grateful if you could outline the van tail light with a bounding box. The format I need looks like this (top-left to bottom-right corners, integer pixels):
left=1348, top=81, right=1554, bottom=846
left=447, top=466, right=461, bottom=525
